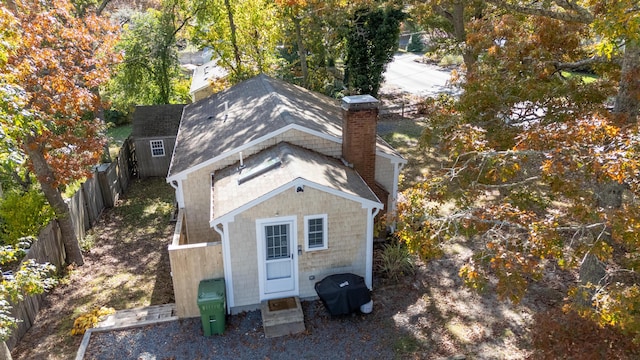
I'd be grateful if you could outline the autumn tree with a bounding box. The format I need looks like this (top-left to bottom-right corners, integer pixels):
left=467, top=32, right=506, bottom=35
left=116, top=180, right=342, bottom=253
left=344, top=4, right=406, bottom=97
left=0, top=0, right=119, bottom=265
left=396, top=0, right=640, bottom=342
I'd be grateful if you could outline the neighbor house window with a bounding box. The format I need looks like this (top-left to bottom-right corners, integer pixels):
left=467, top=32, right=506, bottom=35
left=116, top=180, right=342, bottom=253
left=150, top=140, right=165, bottom=157
left=304, top=214, right=328, bottom=251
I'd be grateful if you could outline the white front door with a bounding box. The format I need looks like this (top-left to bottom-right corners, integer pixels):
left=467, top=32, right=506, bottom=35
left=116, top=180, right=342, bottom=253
left=257, top=217, right=298, bottom=299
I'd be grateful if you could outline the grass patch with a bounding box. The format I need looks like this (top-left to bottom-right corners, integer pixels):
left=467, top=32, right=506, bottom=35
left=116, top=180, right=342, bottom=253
left=393, top=335, right=421, bottom=355
left=106, top=124, right=132, bottom=159
left=561, top=71, right=598, bottom=84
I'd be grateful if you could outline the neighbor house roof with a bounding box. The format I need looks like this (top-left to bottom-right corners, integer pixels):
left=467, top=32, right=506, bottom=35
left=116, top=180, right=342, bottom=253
left=212, top=142, right=381, bottom=222
left=131, top=104, right=185, bottom=138
left=189, top=59, right=229, bottom=95
left=168, top=74, right=403, bottom=179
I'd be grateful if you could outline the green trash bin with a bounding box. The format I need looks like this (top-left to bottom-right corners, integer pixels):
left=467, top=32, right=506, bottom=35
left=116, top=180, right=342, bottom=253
left=197, top=278, right=226, bottom=336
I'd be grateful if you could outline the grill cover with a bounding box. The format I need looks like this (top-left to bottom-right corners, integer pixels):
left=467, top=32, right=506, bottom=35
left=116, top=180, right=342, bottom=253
left=314, top=273, right=371, bottom=316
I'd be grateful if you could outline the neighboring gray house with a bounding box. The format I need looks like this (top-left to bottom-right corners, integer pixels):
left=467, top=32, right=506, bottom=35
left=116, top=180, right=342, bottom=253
left=131, top=104, right=185, bottom=178
left=167, top=74, right=407, bottom=317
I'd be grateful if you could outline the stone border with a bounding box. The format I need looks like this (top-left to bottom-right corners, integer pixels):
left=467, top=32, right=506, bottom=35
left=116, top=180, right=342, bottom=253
left=75, top=316, right=179, bottom=360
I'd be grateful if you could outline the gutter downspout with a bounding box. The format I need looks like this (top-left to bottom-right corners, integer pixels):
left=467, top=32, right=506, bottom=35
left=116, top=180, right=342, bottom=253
left=365, top=206, right=381, bottom=289
left=213, top=222, right=234, bottom=314
left=169, top=179, right=185, bottom=208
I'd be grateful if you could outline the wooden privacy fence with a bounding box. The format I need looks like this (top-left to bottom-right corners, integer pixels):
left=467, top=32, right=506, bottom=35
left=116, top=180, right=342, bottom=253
left=68, top=138, right=134, bottom=241
left=168, top=209, right=224, bottom=318
left=4, top=138, right=136, bottom=351
left=4, top=222, right=66, bottom=350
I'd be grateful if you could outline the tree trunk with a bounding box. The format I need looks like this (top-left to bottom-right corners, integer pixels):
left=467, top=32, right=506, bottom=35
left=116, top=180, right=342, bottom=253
left=613, top=41, right=640, bottom=123
left=451, top=1, right=475, bottom=70
left=24, top=140, right=84, bottom=266
left=577, top=252, right=606, bottom=307
left=224, top=0, right=242, bottom=78
left=0, top=341, right=11, bottom=360
left=577, top=181, right=625, bottom=306
left=293, top=16, right=308, bottom=88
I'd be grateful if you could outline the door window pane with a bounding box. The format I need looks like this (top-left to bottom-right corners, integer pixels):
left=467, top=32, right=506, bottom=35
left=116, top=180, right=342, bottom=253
left=265, top=224, right=289, bottom=260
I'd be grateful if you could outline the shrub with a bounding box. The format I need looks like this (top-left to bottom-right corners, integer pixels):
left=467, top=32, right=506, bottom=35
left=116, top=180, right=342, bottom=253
left=407, top=34, right=425, bottom=53
left=438, top=54, right=463, bottom=67
left=104, top=109, right=129, bottom=126
left=0, top=189, right=55, bottom=246
left=377, top=241, right=415, bottom=282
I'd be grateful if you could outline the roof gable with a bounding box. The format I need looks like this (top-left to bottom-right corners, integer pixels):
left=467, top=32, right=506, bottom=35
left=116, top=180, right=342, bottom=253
left=132, top=104, right=185, bottom=138
left=212, top=142, right=381, bottom=223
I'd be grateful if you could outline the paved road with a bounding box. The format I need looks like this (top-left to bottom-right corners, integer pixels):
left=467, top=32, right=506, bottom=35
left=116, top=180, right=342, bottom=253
left=383, top=52, right=461, bottom=97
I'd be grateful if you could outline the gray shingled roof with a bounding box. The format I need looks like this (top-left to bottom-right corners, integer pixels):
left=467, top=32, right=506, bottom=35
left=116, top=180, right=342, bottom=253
left=168, top=74, right=402, bottom=178
left=131, top=104, right=185, bottom=138
left=212, top=142, right=380, bottom=221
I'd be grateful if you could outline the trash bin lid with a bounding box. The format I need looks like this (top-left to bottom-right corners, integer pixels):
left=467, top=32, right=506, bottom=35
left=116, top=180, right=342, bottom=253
left=198, top=278, right=225, bottom=302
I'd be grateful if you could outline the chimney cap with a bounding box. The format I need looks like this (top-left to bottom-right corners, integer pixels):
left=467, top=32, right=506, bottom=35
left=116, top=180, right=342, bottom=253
left=341, top=95, right=379, bottom=111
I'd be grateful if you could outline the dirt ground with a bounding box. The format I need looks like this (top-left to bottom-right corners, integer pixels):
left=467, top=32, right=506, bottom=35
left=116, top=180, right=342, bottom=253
left=11, top=178, right=176, bottom=359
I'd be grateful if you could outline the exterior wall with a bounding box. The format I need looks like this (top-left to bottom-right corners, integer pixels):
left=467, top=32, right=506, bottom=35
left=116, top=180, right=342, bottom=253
left=180, top=129, right=341, bottom=245
left=375, top=155, right=395, bottom=193
left=226, top=187, right=368, bottom=311
left=134, top=136, right=176, bottom=178
left=192, top=87, right=214, bottom=102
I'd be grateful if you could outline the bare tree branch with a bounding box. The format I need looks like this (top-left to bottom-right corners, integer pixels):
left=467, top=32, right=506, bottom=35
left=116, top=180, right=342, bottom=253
left=550, top=55, right=609, bottom=71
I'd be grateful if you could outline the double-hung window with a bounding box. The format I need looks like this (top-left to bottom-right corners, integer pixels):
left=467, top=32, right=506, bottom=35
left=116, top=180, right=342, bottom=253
left=304, top=214, right=328, bottom=251
left=150, top=140, right=165, bottom=157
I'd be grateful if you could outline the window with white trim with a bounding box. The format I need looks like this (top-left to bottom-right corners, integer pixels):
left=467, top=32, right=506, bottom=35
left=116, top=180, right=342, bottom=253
left=150, top=140, right=165, bottom=157
left=304, top=214, right=328, bottom=251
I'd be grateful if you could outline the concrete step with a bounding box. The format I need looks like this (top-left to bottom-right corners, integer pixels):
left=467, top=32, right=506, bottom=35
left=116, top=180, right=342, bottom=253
left=260, top=297, right=305, bottom=338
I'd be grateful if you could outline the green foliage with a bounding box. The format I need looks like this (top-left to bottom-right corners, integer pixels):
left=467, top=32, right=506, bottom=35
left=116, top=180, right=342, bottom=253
left=105, top=4, right=186, bottom=111
left=377, top=241, right=415, bottom=283
left=438, top=54, right=463, bottom=67
left=406, top=34, right=425, bottom=53
left=344, top=5, right=406, bottom=97
left=0, top=189, right=55, bottom=246
left=0, top=256, right=57, bottom=341
left=190, top=0, right=281, bottom=81
left=104, top=109, right=129, bottom=126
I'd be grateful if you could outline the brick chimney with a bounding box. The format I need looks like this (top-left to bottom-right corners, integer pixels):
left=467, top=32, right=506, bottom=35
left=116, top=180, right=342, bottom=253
left=341, top=95, right=388, bottom=211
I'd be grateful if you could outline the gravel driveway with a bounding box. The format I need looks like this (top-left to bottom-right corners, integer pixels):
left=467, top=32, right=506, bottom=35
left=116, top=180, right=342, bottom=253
left=83, top=299, right=395, bottom=360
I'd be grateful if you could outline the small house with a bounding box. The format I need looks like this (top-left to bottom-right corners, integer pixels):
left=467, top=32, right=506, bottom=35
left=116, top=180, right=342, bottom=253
left=189, top=59, right=229, bottom=102
left=167, top=74, right=406, bottom=317
left=131, top=104, right=185, bottom=178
